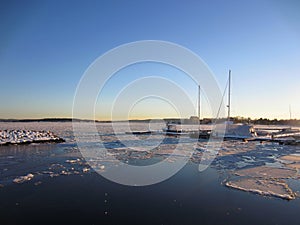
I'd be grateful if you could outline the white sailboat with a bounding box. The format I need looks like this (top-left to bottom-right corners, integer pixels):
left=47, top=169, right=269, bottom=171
left=163, top=70, right=256, bottom=140
left=214, top=70, right=256, bottom=140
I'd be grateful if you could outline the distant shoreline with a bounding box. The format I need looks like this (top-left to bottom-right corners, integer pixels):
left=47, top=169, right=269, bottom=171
left=0, top=117, right=300, bottom=126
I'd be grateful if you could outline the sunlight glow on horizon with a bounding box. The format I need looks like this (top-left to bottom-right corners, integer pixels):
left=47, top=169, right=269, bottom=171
left=0, top=1, right=299, bottom=120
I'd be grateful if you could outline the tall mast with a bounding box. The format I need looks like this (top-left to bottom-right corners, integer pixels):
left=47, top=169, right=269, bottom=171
left=289, top=104, right=292, bottom=120
left=198, top=85, right=200, bottom=120
left=227, top=70, right=231, bottom=121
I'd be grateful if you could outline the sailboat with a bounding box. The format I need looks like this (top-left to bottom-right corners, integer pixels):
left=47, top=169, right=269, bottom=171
left=163, top=85, right=203, bottom=135
left=163, top=70, right=256, bottom=140
left=214, top=70, right=257, bottom=140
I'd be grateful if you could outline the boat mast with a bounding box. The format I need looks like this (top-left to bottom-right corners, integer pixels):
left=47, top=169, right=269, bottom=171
left=227, top=70, right=231, bottom=121
left=198, top=85, right=201, bottom=120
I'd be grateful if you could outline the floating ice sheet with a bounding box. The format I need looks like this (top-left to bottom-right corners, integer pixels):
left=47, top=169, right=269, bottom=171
left=226, top=178, right=296, bottom=200
left=234, top=166, right=297, bottom=179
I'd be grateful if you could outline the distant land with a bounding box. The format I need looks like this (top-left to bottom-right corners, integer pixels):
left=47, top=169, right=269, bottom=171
left=0, top=117, right=300, bottom=126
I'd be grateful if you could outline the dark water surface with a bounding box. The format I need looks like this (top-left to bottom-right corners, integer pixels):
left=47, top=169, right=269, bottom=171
left=1, top=122, right=300, bottom=225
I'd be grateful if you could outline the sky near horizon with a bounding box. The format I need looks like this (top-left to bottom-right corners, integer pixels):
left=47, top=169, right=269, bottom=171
left=0, top=0, right=300, bottom=120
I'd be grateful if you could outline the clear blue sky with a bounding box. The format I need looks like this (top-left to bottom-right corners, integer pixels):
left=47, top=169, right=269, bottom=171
left=1, top=0, right=299, bottom=120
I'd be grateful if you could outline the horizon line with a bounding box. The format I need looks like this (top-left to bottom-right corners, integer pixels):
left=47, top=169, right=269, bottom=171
left=0, top=117, right=299, bottom=122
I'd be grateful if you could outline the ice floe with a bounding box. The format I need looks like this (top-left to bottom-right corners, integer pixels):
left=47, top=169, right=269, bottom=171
left=226, top=178, right=296, bottom=200
left=99, top=165, right=105, bottom=170
left=34, top=181, right=42, bottom=186
left=279, top=154, right=300, bottom=162
left=66, top=159, right=81, bottom=164
left=82, top=167, right=90, bottom=173
left=226, top=166, right=298, bottom=200
left=234, top=166, right=297, bottom=179
left=13, top=173, right=34, bottom=184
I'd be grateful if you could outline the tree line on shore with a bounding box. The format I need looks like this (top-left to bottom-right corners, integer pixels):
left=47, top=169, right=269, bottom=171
left=200, top=117, right=300, bottom=125
left=0, top=117, right=299, bottom=126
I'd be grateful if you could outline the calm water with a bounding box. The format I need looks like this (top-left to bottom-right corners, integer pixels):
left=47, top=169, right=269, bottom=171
left=0, top=122, right=300, bottom=225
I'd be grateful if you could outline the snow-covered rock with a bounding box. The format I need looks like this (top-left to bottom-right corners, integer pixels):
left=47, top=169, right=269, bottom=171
left=0, top=130, right=64, bottom=145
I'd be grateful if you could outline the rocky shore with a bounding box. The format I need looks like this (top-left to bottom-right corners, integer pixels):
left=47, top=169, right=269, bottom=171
left=0, top=130, right=65, bottom=145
